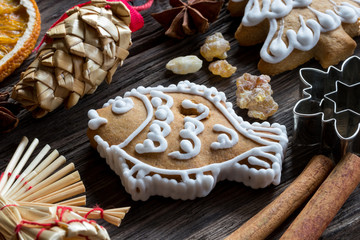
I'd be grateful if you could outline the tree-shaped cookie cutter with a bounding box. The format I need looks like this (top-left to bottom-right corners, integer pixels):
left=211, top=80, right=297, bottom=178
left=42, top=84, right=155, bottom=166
left=293, top=56, right=360, bottom=161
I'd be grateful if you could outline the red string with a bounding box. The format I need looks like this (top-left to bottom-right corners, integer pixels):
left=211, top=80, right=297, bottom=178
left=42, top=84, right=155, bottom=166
left=56, top=206, right=73, bottom=221
left=36, top=228, right=46, bottom=240
left=84, top=207, right=104, bottom=219
left=15, top=220, right=55, bottom=234
left=67, top=219, right=97, bottom=225
left=0, top=204, right=17, bottom=211
left=14, top=205, right=107, bottom=237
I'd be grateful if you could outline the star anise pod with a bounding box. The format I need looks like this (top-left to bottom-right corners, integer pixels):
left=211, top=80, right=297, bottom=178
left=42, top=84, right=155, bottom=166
left=0, top=91, right=22, bottom=133
left=152, top=0, right=223, bottom=39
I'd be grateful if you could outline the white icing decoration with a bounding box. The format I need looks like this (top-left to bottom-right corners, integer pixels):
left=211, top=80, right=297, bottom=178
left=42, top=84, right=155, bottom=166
left=168, top=100, right=209, bottom=160
left=211, top=124, right=239, bottom=150
left=91, top=81, right=289, bottom=201
left=119, top=89, right=154, bottom=149
left=239, top=0, right=360, bottom=63
left=135, top=91, right=174, bottom=154
left=103, top=96, right=134, bottom=114
left=135, top=121, right=171, bottom=154
left=88, top=109, right=108, bottom=130
left=332, top=2, right=358, bottom=22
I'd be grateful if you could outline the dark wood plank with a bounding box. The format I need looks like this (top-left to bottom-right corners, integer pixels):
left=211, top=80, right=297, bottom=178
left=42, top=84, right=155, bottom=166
left=0, top=0, right=359, bottom=239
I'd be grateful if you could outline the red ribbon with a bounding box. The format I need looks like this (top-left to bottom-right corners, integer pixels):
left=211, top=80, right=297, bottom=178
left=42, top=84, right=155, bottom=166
left=34, top=0, right=151, bottom=52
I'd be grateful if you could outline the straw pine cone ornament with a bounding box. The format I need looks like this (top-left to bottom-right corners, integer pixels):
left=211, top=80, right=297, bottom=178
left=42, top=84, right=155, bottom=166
left=12, top=0, right=142, bottom=118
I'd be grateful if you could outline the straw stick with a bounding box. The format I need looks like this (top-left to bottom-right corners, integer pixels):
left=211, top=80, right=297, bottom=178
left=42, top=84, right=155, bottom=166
left=5, top=172, right=36, bottom=200
left=28, top=149, right=59, bottom=178
left=0, top=136, right=29, bottom=192
left=15, top=157, right=69, bottom=201
left=16, top=201, right=130, bottom=226
left=9, top=149, right=61, bottom=200
left=20, top=171, right=81, bottom=202
left=32, top=181, right=85, bottom=204
left=57, top=195, right=86, bottom=206
left=5, top=144, right=51, bottom=198
left=1, top=138, right=39, bottom=195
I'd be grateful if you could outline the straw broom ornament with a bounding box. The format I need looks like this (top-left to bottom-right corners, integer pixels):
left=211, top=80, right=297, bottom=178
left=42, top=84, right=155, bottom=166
left=0, top=136, right=130, bottom=239
left=11, top=0, right=146, bottom=118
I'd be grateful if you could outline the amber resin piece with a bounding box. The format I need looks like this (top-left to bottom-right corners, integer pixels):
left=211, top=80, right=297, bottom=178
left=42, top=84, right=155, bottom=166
left=200, top=32, right=230, bottom=61
left=236, top=73, right=278, bottom=120
left=209, top=60, right=236, bottom=78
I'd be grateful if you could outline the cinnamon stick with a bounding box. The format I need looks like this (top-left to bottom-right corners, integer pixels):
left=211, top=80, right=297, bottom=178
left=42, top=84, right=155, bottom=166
left=225, top=155, right=334, bottom=240
left=280, top=153, right=360, bottom=240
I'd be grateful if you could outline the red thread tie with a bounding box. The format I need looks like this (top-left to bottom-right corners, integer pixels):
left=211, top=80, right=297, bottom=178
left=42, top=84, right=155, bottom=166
left=56, top=206, right=73, bottom=221
left=36, top=228, right=45, bottom=240
left=0, top=204, right=17, bottom=211
left=15, top=220, right=55, bottom=234
left=84, top=207, right=105, bottom=219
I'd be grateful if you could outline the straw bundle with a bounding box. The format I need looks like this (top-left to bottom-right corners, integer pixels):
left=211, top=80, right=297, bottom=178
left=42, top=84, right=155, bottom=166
left=0, top=136, right=130, bottom=239
left=12, top=0, right=132, bottom=118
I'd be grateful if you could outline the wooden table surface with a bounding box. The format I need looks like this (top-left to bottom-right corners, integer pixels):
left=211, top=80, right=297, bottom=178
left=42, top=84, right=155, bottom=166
left=1, top=0, right=360, bottom=239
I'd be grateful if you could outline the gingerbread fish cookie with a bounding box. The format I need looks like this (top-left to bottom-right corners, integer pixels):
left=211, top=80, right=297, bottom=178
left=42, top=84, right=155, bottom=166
left=228, top=0, right=360, bottom=75
left=87, top=81, right=288, bottom=200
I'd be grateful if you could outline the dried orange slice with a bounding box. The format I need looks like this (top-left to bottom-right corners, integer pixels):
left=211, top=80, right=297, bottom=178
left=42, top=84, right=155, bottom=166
left=0, top=0, right=40, bottom=82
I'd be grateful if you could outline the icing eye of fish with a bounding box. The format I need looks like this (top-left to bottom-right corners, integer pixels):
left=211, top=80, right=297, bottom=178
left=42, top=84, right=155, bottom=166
left=113, top=97, right=134, bottom=114
left=104, top=97, right=134, bottom=114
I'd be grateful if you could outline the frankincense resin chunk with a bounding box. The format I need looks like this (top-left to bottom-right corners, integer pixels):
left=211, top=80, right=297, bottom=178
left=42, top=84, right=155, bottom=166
left=236, top=73, right=278, bottom=120
left=209, top=60, right=236, bottom=78
left=200, top=32, right=230, bottom=62
left=166, top=55, right=203, bottom=74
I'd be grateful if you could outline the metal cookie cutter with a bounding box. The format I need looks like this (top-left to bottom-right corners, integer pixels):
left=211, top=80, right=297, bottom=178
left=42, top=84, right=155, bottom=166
left=293, top=56, right=360, bottom=161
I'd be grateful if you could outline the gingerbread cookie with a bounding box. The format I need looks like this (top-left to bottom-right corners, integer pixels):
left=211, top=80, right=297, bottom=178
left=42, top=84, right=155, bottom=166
left=87, top=81, right=288, bottom=200
left=228, top=0, right=360, bottom=75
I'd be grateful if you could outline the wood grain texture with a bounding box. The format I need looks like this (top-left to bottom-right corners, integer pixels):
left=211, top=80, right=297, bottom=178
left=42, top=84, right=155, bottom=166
left=0, top=0, right=359, bottom=239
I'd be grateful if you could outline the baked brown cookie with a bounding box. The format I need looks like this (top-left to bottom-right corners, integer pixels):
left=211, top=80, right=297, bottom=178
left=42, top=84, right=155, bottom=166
left=228, top=0, right=360, bottom=75
left=87, top=81, right=288, bottom=200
